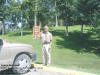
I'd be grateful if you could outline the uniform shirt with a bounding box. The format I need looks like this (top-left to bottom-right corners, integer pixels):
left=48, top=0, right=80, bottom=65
left=40, top=32, right=52, bottom=44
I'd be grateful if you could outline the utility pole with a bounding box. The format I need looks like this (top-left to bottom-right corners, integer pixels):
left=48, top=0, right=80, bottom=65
left=34, top=0, right=38, bottom=59
left=34, top=0, right=38, bottom=26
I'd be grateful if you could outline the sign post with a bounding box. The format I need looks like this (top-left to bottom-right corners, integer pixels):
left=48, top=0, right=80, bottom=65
left=33, top=26, right=40, bottom=58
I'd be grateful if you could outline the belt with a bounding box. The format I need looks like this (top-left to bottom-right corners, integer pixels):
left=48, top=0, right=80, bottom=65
left=43, top=42, right=50, bottom=44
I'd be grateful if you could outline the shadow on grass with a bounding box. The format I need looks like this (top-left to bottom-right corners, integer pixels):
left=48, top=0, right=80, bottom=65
left=51, top=29, right=100, bottom=56
left=5, top=28, right=100, bottom=56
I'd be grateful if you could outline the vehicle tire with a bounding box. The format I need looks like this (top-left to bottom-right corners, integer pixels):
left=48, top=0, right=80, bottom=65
left=12, top=54, right=31, bottom=74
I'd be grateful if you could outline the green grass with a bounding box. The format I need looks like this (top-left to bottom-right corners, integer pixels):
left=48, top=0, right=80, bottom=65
left=0, top=25, right=100, bottom=75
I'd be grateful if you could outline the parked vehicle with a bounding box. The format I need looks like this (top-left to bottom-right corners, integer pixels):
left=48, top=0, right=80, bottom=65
left=0, top=38, right=36, bottom=74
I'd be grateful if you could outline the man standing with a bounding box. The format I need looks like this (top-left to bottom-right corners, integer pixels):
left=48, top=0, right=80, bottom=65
left=39, top=26, right=52, bottom=66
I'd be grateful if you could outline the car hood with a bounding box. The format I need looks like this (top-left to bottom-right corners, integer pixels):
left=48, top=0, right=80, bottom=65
left=3, top=42, right=32, bottom=48
left=10, top=43, right=32, bottom=47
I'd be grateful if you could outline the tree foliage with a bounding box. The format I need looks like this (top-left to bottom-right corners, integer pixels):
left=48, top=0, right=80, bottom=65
left=0, top=0, right=100, bottom=30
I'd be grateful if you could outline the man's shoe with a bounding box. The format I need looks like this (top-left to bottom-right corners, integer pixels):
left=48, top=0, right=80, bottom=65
left=43, top=64, right=47, bottom=66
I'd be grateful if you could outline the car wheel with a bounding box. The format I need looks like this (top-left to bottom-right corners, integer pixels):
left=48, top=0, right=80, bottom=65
left=12, top=54, right=31, bottom=74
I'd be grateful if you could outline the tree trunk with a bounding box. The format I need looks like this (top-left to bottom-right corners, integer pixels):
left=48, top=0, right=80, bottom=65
left=15, top=17, right=18, bottom=31
left=60, top=19, right=63, bottom=26
left=65, top=23, right=69, bottom=36
left=20, top=12, right=23, bottom=36
left=0, top=23, right=3, bottom=34
left=29, top=23, right=33, bottom=29
left=55, top=16, right=58, bottom=27
left=39, top=21, right=42, bottom=27
left=55, top=1, right=58, bottom=27
left=20, top=28, right=23, bottom=37
left=2, top=20, right=5, bottom=35
left=81, top=24, right=84, bottom=36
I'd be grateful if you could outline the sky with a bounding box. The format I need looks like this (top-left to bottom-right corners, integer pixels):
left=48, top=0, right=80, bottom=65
left=15, top=0, right=23, bottom=4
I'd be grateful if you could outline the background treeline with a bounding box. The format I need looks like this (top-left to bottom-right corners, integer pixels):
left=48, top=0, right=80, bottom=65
left=0, top=0, right=100, bottom=35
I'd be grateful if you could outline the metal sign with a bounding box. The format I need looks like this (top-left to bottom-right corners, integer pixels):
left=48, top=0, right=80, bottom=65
left=33, top=26, right=40, bottom=38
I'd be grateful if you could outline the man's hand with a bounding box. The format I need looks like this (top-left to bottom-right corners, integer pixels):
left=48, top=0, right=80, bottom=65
left=49, top=46, right=51, bottom=51
left=37, top=35, right=40, bottom=39
left=33, top=35, right=40, bottom=39
left=49, top=43, right=52, bottom=51
left=33, top=36, right=36, bottom=39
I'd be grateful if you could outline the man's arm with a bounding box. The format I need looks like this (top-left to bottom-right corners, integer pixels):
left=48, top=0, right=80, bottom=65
left=37, top=32, right=42, bottom=40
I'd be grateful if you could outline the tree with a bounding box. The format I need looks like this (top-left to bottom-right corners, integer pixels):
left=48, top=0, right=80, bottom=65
left=38, top=0, right=53, bottom=26
left=77, top=0, right=100, bottom=36
left=0, top=0, right=8, bottom=35
left=56, top=0, right=78, bottom=36
left=22, top=0, right=42, bottom=28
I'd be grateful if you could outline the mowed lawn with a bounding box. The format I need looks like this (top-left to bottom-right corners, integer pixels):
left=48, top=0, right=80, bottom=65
left=0, top=25, right=100, bottom=74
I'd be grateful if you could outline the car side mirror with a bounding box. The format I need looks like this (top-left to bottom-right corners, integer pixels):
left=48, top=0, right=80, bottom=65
left=0, top=39, right=3, bottom=46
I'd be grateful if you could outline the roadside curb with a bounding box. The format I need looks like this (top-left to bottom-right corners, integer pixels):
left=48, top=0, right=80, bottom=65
left=32, top=64, right=96, bottom=75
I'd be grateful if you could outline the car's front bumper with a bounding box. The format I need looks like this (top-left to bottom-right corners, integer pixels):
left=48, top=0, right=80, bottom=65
left=30, top=52, right=37, bottom=61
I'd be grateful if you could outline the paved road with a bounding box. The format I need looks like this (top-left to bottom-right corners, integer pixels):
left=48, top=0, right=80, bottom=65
left=0, top=68, right=66, bottom=75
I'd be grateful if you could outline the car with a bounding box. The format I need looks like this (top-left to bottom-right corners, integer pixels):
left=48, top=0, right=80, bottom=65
left=0, top=38, right=36, bottom=74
